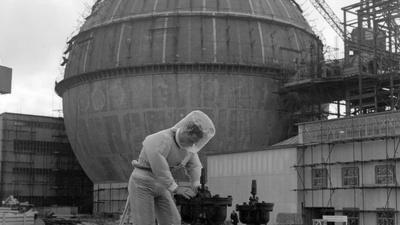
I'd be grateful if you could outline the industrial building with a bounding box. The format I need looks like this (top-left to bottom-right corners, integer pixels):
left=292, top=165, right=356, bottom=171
left=0, top=113, right=93, bottom=213
left=54, top=0, right=400, bottom=223
left=207, top=137, right=300, bottom=225
left=289, top=2, right=400, bottom=223
left=296, top=111, right=400, bottom=225
left=208, top=111, right=400, bottom=225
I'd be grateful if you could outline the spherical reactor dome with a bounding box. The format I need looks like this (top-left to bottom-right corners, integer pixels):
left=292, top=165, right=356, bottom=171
left=56, top=0, right=320, bottom=183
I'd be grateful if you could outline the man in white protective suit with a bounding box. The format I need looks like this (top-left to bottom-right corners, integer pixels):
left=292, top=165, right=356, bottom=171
left=128, top=110, right=216, bottom=225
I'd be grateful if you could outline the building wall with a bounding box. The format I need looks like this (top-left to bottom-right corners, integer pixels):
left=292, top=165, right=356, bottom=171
left=0, top=113, right=93, bottom=213
left=298, top=137, right=400, bottom=225
left=207, top=146, right=299, bottom=225
left=0, top=117, right=3, bottom=181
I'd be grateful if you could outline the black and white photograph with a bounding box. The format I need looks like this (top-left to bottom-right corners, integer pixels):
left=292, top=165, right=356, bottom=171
left=0, top=0, right=399, bottom=224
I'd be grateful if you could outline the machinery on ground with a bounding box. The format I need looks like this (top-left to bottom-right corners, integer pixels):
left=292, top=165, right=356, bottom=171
left=175, top=174, right=274, bottom=225
left=235, top=180, right=274, bottom=225
left=175, top=169, right=232, bottom=225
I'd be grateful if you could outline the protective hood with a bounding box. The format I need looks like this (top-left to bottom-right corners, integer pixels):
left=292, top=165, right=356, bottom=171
left=173, top=110, right=215, bottom=153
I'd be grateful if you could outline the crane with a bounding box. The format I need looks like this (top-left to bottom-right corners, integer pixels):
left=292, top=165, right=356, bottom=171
left=309, top=0, right=344, bottom=39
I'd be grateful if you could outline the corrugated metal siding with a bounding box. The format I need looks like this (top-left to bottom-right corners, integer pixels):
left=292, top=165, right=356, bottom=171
left=207, top=147, right=299, bottom=225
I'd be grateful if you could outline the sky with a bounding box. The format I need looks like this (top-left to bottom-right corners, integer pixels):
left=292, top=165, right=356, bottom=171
left=0, top=0, right=357, bottom=117
left=0, top=0, right=93, bottom=117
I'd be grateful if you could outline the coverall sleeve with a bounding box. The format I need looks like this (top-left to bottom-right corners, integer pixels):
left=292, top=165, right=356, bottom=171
left=185, top=153, right=203, bottom=187
left=143, top=135, right=178, bottom=192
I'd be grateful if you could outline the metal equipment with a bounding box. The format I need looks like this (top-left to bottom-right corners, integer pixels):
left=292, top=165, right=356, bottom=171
left=235, top=180, right=274, bottom=225
left=175, top=168, right=232, bottom=225
left=282, top=0, right=400, bottom=122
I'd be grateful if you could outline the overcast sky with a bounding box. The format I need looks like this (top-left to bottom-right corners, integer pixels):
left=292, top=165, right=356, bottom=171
left=0, top=0, right=357, bottom=117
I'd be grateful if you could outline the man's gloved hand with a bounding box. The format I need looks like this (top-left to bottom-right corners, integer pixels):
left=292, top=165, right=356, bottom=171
left=174, top=186, right=196, bottom=199
left=192, top=185, right=201, bottom=195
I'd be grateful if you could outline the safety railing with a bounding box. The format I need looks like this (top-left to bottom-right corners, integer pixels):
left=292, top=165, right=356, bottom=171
left=298, top=111, right=400, bottom=144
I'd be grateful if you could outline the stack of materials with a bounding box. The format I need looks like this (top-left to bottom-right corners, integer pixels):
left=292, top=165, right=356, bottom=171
left=0, top=196, right=35, bottom=225
left=42, top=217, right=81, bottom=225
left=0, top=206, right=35, bottom=225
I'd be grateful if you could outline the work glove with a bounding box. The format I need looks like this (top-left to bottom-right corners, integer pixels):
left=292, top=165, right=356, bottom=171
left=192, top=185, right=201, bottom=195
left=174, top=186, right=196, bottom=199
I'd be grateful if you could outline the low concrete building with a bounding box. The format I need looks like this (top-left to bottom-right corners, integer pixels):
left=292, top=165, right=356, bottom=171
left=208, top=111, right=400, bottom=225
left=297, top=111, right=400, bottom=225
left=0, top=113, right=93, bottom=213
left=207, top=136, right=301, bottom=225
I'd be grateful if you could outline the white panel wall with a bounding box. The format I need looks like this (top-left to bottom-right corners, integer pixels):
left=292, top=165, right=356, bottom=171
left=301, top=138, right=400, bottom=225
left=207, top=147, right=298, bottom=225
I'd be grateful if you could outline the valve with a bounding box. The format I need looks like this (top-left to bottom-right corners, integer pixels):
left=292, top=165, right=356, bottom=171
left=175, top=168, right=232, bottom=225
left=235, top=180, right=274, bottom=225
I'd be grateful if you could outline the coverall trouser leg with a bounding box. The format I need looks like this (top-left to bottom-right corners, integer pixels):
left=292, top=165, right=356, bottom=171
left=128, top=172, right=181, bottom=225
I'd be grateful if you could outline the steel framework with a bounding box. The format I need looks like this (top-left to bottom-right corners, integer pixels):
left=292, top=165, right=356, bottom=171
left=343, top=0, right=400, bottom=114
left=281, top=0, right=400, bottom=125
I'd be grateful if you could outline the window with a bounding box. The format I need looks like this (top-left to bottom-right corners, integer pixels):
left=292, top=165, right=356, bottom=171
left=312, top=168, right=328, bottom=188
left=375, top=165, right=396, bottom=184
left=13, top=140, right=72, bottom=155
left=342, top=167, right=359, bottom=186
left=377, top=209, right=395, bottom=225
left=343, top=209, right=359, bottom=225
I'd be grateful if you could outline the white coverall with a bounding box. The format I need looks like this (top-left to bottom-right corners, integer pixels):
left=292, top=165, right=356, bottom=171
left=128, top=110, right=215, bottom=225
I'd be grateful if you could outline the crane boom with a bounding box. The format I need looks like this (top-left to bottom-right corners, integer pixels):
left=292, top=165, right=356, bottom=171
left=309, top=0, right=344, bottom=39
